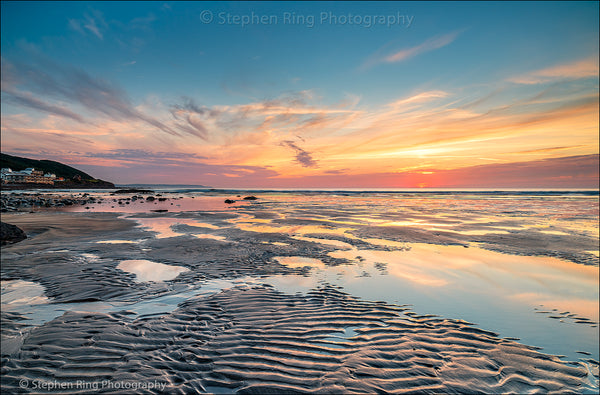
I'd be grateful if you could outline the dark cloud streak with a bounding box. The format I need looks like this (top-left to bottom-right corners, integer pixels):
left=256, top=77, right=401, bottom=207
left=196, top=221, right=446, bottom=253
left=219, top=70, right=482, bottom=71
left=2, top=90, right=86, bottom=123
left=281, top=140, right=318, bottom=168
left=171, top=97, right=220, bottom=117
left=85, top=149, right=207, bottom=161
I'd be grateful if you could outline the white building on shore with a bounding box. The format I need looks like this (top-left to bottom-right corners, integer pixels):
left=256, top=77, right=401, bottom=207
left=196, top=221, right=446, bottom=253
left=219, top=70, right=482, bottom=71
left=1, top=167, right=56, bottom=184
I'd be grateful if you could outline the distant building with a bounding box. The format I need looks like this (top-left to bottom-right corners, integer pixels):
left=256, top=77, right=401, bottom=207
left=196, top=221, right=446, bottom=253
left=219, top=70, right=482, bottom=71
left=2, top=167, right=57, bottom=184
left=1, top=168, right=12, bottom=184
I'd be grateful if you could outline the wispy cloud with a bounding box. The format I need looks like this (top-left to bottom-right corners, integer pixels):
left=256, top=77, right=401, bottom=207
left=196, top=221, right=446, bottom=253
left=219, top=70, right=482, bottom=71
left=169, top=97, right=226, bottom=140
left=171, top=97, right=220, bottom=117
left=86, top=149, right=207, bottom=163
left=513, top=145, right=585, bottom=155
left=69, top=10, right=108, bottom=39
left=385, top=31, right=460, bottom=63
left=509, top=56, right=599, bottom=84
left=280, top=140, right=318, bottom=168
left=388, top=90, right=449, bottom=108
left=361, top=31, right=461, bottom=70
left=2, top=89, right=86, bottom=123
left=68, top=9, right=157, bottom=52
left=1, top=57, right=185, bottom=137
left=129, top=14, right=157, bottom=31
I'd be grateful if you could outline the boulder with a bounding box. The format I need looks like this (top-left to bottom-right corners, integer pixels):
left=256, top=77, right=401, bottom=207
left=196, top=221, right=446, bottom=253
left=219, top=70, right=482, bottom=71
left=1, top=222, right=27, bottom=246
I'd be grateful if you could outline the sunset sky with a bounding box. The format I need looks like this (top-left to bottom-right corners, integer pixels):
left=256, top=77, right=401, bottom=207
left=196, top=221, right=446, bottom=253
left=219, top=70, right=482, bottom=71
left=1, top=1, right=598, bottom=188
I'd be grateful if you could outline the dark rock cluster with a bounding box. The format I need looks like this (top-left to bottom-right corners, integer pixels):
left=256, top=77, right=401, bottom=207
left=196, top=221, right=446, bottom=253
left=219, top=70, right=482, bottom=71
left=0, top=192, right=101, bottom=212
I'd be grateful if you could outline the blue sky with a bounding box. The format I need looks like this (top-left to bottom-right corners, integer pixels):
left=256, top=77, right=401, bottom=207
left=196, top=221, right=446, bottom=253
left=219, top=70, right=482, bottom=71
left=1, top=2, right=598, bottom=187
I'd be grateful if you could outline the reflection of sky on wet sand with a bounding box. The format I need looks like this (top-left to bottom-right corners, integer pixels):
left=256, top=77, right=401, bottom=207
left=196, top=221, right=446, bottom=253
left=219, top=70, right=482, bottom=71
left=62, top=191, right=599, bottom=238
left=193, top=234, right=227, bottom=241
left=382, top=221, right=455, bottom=227
left=511, top=293, right=599, bottom=322
left=333, top=243, right=598, bottom=299
left=235, top=223, right=357, bottom=237
left=1, top=280, right=49, bottom=307
left=292, top=236, right=354, bottom=249
left=0, top=278, right=255, bottom=330
left=117, top=259, right=189, bottom=282
left=265, top=193, right=599, bottom=239
left=269, top=241, right=599, bottom=362
left=450, top=229, right=511, bottom=235
left=360, top=238, right=410, bottom=249
left=274, top=256, right=326, bottom=269
left=131, top=217, right=222, bottom=239
left=25, top=191, right=600, bottom=367
left=96, top=239, right=139, bottom=244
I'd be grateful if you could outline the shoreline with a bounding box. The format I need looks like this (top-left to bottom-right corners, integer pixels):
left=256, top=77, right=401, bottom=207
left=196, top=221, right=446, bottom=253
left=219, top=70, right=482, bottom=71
left=1, top=183, right=115, bottom=191
left=3, top=190, right=598, bottom=266
left=5, top=185, right=598, bottom=193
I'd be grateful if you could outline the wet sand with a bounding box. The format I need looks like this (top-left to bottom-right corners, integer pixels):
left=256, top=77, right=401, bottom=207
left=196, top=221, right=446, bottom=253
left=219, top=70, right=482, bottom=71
left=1, top=192, right=599, bottom=393
left=1, top=285, right=591, bottom=393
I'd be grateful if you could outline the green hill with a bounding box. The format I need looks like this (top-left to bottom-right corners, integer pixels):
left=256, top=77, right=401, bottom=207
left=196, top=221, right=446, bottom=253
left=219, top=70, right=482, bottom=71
left=1, top=153, right=114, bottom=188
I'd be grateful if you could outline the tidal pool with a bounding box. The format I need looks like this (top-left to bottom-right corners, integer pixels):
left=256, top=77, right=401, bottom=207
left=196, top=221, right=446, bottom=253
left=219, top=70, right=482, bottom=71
left=267, top=241, right=599, bottom=363
left=1, top=280, right=49, bottom=307
left=131, top=217, right=223, bottom=239
left=117, top=259, right=190, bottom=282
left=0, top=278, right=255, bottom=332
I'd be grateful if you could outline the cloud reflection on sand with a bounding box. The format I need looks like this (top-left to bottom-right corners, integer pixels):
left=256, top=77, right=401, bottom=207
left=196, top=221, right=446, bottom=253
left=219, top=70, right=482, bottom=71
left=264, top=240, right=599, bottom=362
left=1, top=280, right=49, bottom=307
left=131, top=217, right=222, bottom=239
left=117, top=259, right=189, bottom=282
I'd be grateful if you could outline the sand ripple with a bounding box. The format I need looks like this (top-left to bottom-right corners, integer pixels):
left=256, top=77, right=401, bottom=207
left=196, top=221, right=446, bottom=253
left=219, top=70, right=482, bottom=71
left=1, top=285, right=591, bottom=393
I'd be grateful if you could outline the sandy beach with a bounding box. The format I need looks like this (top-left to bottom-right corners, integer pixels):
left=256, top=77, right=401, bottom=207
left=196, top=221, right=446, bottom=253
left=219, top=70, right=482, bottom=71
left=1, top=190, right=599, bottom=393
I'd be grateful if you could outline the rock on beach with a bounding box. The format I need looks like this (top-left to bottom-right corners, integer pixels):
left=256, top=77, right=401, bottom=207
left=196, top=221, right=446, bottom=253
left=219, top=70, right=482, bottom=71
left=1, top=221, right=27, bottom=245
